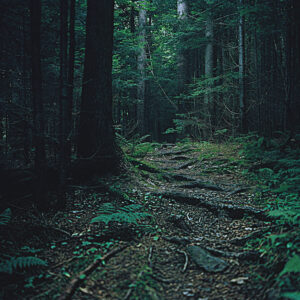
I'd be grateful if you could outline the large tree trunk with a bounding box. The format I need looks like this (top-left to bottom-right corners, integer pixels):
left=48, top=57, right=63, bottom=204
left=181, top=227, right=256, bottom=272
left=30, top=0, right=47, bottom=209
left=137, top=0, right=147, bottom=135
left=77, top=0, right=120, bottom=174
left=204, top=12, right=214, bottom=138
left=238, top=0, right=247, bottom=133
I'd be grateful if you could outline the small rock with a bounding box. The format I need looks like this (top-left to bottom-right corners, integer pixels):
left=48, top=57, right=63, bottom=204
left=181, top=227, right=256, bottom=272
left=187, top=245, right=228, bottom=273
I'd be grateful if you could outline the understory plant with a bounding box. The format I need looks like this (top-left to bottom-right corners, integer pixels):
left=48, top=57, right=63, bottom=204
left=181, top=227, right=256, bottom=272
left=241, top=134, right=300, bottom=298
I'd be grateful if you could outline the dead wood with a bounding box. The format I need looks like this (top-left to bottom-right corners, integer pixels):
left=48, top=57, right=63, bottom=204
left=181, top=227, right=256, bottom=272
left=177, top=250, right=189, bottom=273
left=152, top=191, right=269, bottom=220
left=58, top=244, right=128, bottom=300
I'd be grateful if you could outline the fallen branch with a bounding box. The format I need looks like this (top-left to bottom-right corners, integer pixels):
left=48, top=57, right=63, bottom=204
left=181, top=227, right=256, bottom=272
left=177, top=250, right=189, bottom=273
left=148, top=246, right=153, bottom=268
left=153, top=190, right=269, bottom=220
left=58, top=244, right=128, bottom=300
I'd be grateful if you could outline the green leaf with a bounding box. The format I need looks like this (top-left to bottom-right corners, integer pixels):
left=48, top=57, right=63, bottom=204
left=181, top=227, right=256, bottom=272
left=279, top=255, right=300, bottom=277
left=79, top=274, right=86, bottom=280
left=281, top=292, right=300, bottom=300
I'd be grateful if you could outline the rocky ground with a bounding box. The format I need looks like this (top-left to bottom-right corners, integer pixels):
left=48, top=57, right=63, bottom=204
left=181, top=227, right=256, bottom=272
left=1, top=142, right=276, bottom=300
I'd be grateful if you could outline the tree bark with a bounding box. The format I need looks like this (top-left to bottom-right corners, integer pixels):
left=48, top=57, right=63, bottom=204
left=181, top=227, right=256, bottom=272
left=30, top=0, right=47, bottom=209
left=137, top=0, right=147, bottom=135
left=177, top=0, right=189, bottom=111
left=58, top=0, right=69, bottom=208
left=77, top=0, right=120, bottom=174
left=67, top=0, right=75, bottom=162
left=238, top=0, right=247, bottom=133
left=204, top=11, right=214, bottom=137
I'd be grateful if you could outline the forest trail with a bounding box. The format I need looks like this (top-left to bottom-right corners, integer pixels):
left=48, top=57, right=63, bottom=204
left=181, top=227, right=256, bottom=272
left=5, top=143, right=273, bottom=300
left=56, top=143, right=268, bottom=300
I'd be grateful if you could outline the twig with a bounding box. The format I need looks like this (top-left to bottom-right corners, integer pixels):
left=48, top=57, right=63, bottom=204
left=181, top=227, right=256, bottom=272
left=51, top=257, right=78, bottom=269
left=123, top=270, right=144, bottom=300
left=148, top=246, right=153, bottom=268
left=177, top=250, right=188, bottom=273
left=58, top=244, right=128, bottom=300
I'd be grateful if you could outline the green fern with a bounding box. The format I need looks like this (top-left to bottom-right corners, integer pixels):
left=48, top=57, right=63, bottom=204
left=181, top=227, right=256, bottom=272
left=0, top=208, right=11, bottom=226
left=91, top=203, right=151, bottom=225
left=0, top=256, right=48, bottom=274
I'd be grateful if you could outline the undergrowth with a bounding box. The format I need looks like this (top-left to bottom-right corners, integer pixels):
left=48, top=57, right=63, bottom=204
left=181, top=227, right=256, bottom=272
left=240, top=134, right=300, bottom=298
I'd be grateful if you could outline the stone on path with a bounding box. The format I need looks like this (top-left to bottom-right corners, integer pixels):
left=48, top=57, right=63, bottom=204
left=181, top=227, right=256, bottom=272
left=187, top=245, right=228, bottom=273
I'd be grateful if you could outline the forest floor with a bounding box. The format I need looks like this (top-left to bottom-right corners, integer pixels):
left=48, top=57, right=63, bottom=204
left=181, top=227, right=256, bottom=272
left=2, top=142, right=278, bottom=300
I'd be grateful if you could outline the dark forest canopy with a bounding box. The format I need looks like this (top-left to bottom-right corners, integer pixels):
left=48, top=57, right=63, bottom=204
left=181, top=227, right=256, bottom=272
left=1, top=0, right=299, bottom=154
left=0, top=0, right=299, bottom=207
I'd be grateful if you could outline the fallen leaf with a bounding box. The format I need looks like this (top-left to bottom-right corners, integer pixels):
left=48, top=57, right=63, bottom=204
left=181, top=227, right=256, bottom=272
left=230, top=277, right=249, bottom=284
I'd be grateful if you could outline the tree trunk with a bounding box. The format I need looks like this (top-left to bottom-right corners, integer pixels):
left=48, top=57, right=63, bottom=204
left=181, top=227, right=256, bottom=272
left=238, top=0, right=247, bottom=133
left=204, top=12, right=214, bottom=138
left=137, top=0, right=147, bottom=135
left=58, top=0, right=69, bottom=208
left=77, top=0, right=120, bottom=174
left=177, top=0, right=189, bottom=111
left=30, top=0, right=47, bottom=209
left=67, top=0, right=75, bottom=162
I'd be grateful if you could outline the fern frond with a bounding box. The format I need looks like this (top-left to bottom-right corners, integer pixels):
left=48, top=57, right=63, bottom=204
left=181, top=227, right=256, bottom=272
left=0, top=208, right=12, bottom=226
left=91, top=203, right=151, bottom=225
left=0, top=256, right=48, bottom=274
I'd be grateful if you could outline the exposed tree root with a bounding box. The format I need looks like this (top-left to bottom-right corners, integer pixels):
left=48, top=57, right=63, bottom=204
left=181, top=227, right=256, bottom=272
left=179, top=180, right=225, bottom=191
left=226, top=187, right=249, bottom=196
left=155, top=148, right=192, bottom=156
left=173, top=159, right=199, bottom=170
left=152, top=191, right=269, bottom=220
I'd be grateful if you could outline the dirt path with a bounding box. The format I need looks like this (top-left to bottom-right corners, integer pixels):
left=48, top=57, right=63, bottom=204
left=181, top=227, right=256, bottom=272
left=5, top=143, right=272, bottom=299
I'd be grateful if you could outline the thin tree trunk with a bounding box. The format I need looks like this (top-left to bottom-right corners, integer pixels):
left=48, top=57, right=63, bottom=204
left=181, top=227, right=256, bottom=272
left=137, top=0, right=147, bottom=135
left=30, top=0, right=47, bottom=209
left=67, top=0, right=75, bottom=162
left=238, top=0, right=247, bottom=133
left=204, top=12, right=214, bottom=138
left=177, top=0, right=188, bottom=111
left=58, top=0, right=69, bottom=209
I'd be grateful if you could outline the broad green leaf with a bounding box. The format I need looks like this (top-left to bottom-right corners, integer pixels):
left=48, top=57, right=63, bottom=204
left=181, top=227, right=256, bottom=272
left=279, top=255, right=300, bottom=277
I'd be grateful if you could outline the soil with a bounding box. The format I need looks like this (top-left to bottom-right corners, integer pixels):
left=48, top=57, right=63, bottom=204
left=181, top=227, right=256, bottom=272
left=1, top=143, right=275, bottom=300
